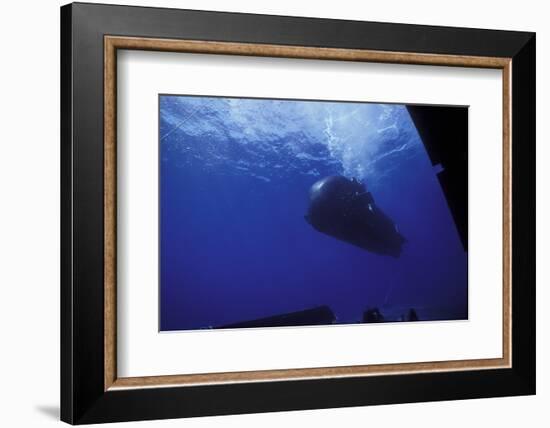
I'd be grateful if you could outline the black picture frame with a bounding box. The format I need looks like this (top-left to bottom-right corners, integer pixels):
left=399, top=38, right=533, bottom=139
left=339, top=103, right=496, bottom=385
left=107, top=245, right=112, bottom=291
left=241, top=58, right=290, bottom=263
left=61, top=2, right=535, bottom=424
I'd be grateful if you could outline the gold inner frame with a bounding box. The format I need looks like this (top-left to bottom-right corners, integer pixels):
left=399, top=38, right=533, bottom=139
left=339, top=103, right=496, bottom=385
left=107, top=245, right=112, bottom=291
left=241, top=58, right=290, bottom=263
left=104, top=35, right=512, bottom=391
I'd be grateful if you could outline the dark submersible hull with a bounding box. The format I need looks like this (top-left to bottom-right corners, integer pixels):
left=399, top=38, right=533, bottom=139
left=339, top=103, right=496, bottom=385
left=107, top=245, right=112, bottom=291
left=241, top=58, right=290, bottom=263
left=216, top=306, right=336, bottom=329
left=305, top=176, right=405, bottom=257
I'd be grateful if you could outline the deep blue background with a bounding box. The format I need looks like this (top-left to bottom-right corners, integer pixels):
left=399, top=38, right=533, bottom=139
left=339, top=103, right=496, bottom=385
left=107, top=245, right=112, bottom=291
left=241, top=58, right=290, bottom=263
left=159, top=95, right=467, bottom=331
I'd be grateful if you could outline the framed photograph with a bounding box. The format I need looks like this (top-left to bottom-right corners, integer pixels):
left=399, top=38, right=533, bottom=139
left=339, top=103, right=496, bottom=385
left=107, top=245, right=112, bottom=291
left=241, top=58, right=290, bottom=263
left=60, top=2, right=535, bottom=424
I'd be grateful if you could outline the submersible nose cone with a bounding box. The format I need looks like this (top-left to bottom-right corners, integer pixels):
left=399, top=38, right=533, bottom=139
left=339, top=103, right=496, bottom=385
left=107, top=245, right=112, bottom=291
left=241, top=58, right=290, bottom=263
left=309, top=175, right=359, bottom=203
left=305, top=175, right=406, bottom=257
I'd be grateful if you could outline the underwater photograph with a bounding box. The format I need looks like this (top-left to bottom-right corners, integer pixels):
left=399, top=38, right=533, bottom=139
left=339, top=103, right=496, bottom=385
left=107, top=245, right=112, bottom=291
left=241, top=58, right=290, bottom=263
left=159, top=94, right=468, bottom=332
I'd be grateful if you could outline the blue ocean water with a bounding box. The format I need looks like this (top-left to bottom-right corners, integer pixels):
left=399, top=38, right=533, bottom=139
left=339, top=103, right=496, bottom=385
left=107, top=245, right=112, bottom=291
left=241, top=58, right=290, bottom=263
left=159, top=95, right=468, bottom=331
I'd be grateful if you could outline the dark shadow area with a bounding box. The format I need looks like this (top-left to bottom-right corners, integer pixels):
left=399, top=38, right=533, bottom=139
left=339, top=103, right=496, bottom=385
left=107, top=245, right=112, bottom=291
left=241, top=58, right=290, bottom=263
left=35, top=405, right=59, bottom=420
left=406, top=105, right=468, bottom=251
left=215, top=305, right=427, bottom=329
